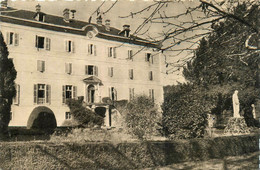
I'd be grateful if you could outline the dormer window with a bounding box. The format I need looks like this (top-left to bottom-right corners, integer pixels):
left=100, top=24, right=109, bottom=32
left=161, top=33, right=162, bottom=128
left=34, top=12, right=46, bottom=22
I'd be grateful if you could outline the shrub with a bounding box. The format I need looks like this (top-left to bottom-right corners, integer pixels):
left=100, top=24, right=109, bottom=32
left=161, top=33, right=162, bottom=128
left=124, top=95, right=160, bottom=140
left=162, top=83, right=215, bottom=139
left=66, top=99, right=103, bottom=127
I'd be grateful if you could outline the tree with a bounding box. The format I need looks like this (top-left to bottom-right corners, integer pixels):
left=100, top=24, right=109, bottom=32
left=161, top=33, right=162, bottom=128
left=0, top=31, right=17, bottom=139
left=124, top=95, right=160, bottom=140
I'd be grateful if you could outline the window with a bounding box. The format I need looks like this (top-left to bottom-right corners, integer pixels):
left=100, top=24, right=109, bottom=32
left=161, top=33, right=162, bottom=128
left=85, top=65, right=98, bottom=76
left=129, top=69, right=134, bottom=80
left=10, top=112, right=13, bottom=121
left=37, top=60, right=45, bottom=72
left=145, top=53, right=153, bottom=64
left=33, top=84, right=51, bottom=104
left=65, top=112, right=72, bottom=120
left=6, top=32, right=19, bottom=46
left=65, top=40, right=75, bottom=53
left=88, top=44, right=96, bottom=56
left=62, top=85, right=77, bottom=104
left=13, top=84, right=20, bottom=105
left=129, top=88, right=134, bottom=101
left=109, top=87, right=117, bottom=101
left=149, top=89, right=154, bottom=102
left=34, top=13, right=46, bottom=22
left=108, top=47, right=116, bottom=58
left=128, top=50, right=133, bottom=60
left=35, top=35, right=50, bottom=50
left=149, top=71, right=153, bottom=81
left=108, top=67, right=113, bottom=77
left=65, top=63, right=72, bottom=74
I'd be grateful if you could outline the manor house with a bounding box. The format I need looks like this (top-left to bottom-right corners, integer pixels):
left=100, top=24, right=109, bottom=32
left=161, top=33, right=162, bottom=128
left=0, top=3, right=163, bottom=128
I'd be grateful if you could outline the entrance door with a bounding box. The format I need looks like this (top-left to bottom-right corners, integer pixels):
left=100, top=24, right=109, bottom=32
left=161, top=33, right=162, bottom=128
left=87, top=85, right=95, bottom=103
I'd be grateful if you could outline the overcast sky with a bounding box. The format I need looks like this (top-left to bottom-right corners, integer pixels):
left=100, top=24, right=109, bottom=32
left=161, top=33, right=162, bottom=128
left=7, top=0, right=200, bottom=85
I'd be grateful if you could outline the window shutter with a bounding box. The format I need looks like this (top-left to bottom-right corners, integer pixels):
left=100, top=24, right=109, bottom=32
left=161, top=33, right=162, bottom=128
left=62, top=85, right=66, bottom=104
left=46, top=38, right=50, bottom=50
left=42, top=61, right=45, bottom=72
left=14, top=33, right=19, bottom=46
left=65, top=40, right=68, bottom=52
left=46, top=85, right=51, bottom=104
left=72, top=41, right=75, bottom=53
left=113, top=47, right=116, bottom=58
left=145, top=53, right=148, bottom=62
left=37, top=60, right=41, bottom=72
left=129, top=88, right=132, bottom=101
left=94, top=45, right=97, bottom=56
left=6, top=32, right=10, bottom=44
left=69, top=63, right=72, bottom=74
left=149, top=71, right=153, bottom=80
left=132, top=88, right=135, bottom=99
left=88, top=44, right=91, bottom=55
left=151, top=55, right=154, bottom=64
left=129, top=69, right=131, bottom=79
left=114, top=88, right=117, bottom=101
left=85, top=65, right=88, bottom=75
left=108, top=87, right=111, bottom=99
left=35, top=35, right=38, bottom=48
left=73, top=86, right=77, bottom=99
left=94, top=66, right=98, bottom=76
left=111, top=67, right=113, bottom=77
left=108, top=47, right=110, bottom=57
left=34, top=84, right=37, bottom=104
left=108, top=67, right=110, bottom=76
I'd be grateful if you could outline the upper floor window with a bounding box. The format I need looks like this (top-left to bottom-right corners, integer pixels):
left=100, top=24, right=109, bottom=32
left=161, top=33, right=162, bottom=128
left=149, top=71, right=153, bottom=81
left=6, top=32, right=19, bottom=46
left=88, top=44, right=96, bottom=56
left=13, top=84, right=20, bottom=105
left=108, top=67, right=113, bottom=77
left=149, top=89, right=154, bottom=102
left=145, top=53, right=153, bottom=64
left=62, top=85, right=77, bottom=104
left=33, top=84, right=51, bottom=104
left=129, top=69, right=134, bottom=80
left=65, top=63, right=72, bottom=74
left=129, top=88, right=135, bottom=101
left=85, top=65, right=98, bottom=76
left=37, top=60, right=45, bottom=72
left=65, top=40, right=75, bottom=53
left=35, top=35, right=50, bottom=50
left=128, top=50, right=133, bottom=60
left=109, top=87, right=117, bottom=101
left=108, top=47, right=116, bottom=58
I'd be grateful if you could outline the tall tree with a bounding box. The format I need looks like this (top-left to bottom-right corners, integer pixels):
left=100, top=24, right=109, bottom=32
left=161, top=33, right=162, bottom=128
left=0, top=31, right=17, bottom=139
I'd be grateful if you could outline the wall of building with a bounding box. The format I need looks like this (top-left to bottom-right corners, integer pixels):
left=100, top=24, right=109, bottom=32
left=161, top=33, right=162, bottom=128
left=1, top=22, right=163, bottom=127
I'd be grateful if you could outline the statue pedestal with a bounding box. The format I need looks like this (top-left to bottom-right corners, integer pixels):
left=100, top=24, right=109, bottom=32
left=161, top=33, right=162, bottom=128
left=224, top=117, right=250, bottom=135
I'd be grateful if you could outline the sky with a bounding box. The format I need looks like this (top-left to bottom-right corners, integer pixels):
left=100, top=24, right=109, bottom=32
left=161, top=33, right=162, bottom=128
left=7, top=0, right=201, bottom=85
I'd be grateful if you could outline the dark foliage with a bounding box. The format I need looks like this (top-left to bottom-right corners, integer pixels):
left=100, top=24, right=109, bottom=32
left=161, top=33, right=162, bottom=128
left=0, top=31, right=17, bottom=139
left=66, top=99, right=103, bottom=127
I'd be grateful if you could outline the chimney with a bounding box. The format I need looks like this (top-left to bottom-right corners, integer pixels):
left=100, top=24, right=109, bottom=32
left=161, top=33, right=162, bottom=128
left=105, top=19, right=111, bottom=31
left=70, top=9, right=76, bottom=19
left=63, top=8, right=70, bottom=22
left=96, top=15, right=102, bottom=25
left=1, top=0, right=8, bottom=8
left=123, top=25, right=130, bottom=37
left=36, top=4, right=41, bottom=12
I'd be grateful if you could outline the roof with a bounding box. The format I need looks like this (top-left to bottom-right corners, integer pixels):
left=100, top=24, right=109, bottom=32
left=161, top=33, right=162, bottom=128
left=0, top=7, right=159, bottom=48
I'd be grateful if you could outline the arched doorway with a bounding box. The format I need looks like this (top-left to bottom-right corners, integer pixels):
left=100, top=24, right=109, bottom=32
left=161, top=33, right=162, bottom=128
left=27, top=106, right=57, bottom=133
left=88, top=84, right=95, bottom=103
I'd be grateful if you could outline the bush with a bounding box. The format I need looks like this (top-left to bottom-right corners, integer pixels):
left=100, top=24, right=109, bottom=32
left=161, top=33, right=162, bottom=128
left=66, top=99, right=103, bottom=127
left=124, top=95, right=160, bottom=140
left=162, top=84, right=215, bottom=139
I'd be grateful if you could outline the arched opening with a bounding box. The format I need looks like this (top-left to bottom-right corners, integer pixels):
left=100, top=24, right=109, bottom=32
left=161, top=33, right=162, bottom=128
left=27, top=106, right=57, bottom=133
left=88, top=84, right=95, bottom=103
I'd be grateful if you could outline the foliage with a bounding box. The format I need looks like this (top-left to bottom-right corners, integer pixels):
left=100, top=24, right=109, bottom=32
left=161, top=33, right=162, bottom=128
left=66, top=99, right=103, bottom=127
left=162, top=84, right=216, bottom=139
left=0, top=31, right=17, bottom=139
left=124, top=95, right=160, bottom=140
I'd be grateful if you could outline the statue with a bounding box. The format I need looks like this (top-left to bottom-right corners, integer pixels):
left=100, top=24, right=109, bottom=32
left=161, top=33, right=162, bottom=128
left=232, top=90, right=240, bottom=118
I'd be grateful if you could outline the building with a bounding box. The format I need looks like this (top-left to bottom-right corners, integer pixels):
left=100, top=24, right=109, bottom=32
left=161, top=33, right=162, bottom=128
left=0, top=3, right=163, bottom=128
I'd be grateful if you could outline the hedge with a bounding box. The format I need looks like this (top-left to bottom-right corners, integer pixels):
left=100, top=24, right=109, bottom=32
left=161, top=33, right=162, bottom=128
left=0, top=134, right=258, bottom=169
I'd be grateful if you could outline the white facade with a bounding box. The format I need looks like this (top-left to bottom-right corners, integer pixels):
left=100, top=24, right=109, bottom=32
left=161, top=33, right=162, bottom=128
left=0, top=7, right=163, bottom=127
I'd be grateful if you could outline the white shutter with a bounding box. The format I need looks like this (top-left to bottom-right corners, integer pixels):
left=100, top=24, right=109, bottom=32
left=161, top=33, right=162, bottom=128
left=73, top=86, right=77, bottom=99
left=42, top=61, right=45, bottom=72
left=62, top=85, right=66, bottom=104
left=108, top=47, right=111, bottom=57
left=34, top=84, right=37, bottom=104
left=46, top=85, right=51, bottom=104
left=46, top=38, right=50, bottom=50
left=69, top=63, right=72, bottom=74
left=108, top=87, right=111, bottom=99
left=88, top=44, right=91, bottom=55
left=94, top=45, right=97, bottom=56
left=35, top=35, right=38, bottom=48
left=65, top=40, right=68, bottom=52
left=113, top=47, right=116, bottom=58
left=14, top=33, right=19, bottom=46
left=111, top=67, right=113, bottom=77
left=37, top=60, right=41, bottom=72
left=72, top=41, right=75, bottom=53
left=94, top=66, right=98, bottom=76
left=85, top=65, right=88, bottom=75
left=6, top=32, right=10, bottom=45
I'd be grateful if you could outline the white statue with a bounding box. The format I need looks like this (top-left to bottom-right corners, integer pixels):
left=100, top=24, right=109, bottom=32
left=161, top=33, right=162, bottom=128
left=232, top=90, right=240, bottom=118
left=251, top=104, right=256, bottom=119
